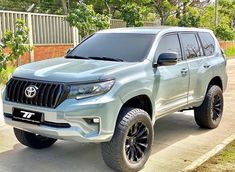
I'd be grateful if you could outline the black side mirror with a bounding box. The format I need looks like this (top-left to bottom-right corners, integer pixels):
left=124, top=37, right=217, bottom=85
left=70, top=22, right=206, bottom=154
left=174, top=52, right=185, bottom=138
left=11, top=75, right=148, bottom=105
left=66, top=48, right=73, bottom=54
left=153, top=52, right=178, bottom=67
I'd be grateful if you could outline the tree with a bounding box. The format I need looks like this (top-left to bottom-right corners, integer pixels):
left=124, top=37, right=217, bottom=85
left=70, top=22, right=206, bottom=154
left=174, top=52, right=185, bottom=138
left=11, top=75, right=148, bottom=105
left=0, top=19, right=31, bottom=72
left=218, top=0, right=235, bottom=27
left=199, top=1, right=235, bottom=40
left=66, top=3, right=110, bottom=39
left=152, top=0, right=177, bottom=25
left=178, top=12, right=200, bottom=27
left=152, top=0, right=209, bottom=25
left=214, top=24, right=235, bottom=41
left=165, top=16, right=179, bottom=26
left=121, top=4, right=144, bottom=27
left=0, top=0, right=65, bottom=14
left=61, top=0, right=68, bottom=14
left=84, top=0, right=153, bottom=18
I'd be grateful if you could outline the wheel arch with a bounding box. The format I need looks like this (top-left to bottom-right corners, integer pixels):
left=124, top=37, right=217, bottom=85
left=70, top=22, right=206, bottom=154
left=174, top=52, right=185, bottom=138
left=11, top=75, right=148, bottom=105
left=119, top=94, right=153, bottom=120
left=208, top=76, right=223, bottom=91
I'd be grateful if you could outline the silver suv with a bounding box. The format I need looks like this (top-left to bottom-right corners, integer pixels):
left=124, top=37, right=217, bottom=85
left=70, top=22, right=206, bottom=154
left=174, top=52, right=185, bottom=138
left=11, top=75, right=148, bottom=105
left=2, top=27, right=227, bottom=172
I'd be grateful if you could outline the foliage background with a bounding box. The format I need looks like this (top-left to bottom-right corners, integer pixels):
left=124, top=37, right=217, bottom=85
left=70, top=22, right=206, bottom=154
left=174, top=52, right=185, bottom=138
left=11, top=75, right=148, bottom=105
left=0, top=0, right=234, bottom=40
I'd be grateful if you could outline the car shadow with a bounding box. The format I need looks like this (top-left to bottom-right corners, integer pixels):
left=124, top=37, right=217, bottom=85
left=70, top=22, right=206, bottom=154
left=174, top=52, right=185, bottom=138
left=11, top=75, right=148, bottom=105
left=0, top=111, right=210, bottom=172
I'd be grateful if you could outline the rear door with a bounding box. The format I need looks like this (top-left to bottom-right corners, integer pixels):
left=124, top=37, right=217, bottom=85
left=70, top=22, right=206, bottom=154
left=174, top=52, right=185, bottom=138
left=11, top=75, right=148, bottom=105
left=180, top=32, right=212, bottom=105
left=154, top=33, right=189, bottom=116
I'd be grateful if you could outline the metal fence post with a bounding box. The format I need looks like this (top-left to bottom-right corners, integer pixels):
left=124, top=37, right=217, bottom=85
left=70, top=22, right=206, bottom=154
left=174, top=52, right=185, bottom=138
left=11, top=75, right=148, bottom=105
left=72, top=27, right=79, bottom=47
left=27, top=13, right=34, bottom=62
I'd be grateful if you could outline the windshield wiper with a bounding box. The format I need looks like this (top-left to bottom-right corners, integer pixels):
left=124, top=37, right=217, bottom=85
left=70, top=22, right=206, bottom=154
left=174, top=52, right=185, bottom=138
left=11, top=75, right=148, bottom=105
left=66, top=55, right=124, bottom=62
left=88, top=56, right=124, bottom=62
left=65, top=55, right=90, bottom=60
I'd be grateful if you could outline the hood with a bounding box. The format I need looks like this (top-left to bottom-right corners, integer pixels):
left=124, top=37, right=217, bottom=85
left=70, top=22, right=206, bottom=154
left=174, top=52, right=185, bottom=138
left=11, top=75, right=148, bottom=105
left=13, top=57, right=135, bottom=83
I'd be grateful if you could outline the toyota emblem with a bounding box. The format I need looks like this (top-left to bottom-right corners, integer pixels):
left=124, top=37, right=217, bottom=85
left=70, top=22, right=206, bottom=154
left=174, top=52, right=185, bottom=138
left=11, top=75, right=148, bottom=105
left=25, top=85, right=38, bottom=98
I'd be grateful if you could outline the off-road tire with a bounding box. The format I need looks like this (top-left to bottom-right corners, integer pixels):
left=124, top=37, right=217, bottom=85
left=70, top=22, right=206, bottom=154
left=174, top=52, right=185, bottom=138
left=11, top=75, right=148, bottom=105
left=101, top=108, right=153, bottom=172
left=194, top=85, right=223, bottom=129
left=14, top=128, right=57, bottom=149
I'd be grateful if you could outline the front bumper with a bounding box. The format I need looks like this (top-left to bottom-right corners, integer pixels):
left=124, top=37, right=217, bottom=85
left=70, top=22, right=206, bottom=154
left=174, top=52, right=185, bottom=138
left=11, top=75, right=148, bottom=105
left=2, top=91, right=123, bottom=142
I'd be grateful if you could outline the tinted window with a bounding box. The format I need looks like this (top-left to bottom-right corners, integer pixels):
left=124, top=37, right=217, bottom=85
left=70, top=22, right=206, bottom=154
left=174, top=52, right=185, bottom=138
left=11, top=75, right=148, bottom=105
left=70, top=33, right=156, bottom=62
left=181, top=33, right=201, bottom=59
left=198, top=32, right=215, bottom=56
left=155, top=34, right=182, bottom=61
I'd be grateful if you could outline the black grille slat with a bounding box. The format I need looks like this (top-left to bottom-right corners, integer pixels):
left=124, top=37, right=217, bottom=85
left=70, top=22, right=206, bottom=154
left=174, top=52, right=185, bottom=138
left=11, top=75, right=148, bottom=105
left=53, top=85, right=63, bottom=108
left=15, top=80, right=23, bottom=102
left=52, top=85, right=60, bottom=108
left=6, top=78, right=67, bottom=108
left=9, top=79, right=17, bottom=100
left=21, top=80, right=28, bottom=103
left=39, top=83, right=47, bottom=106
left=45, top=84, right=53, bottom=107
left=48, top=84, right=56, bottom=108
left=42, top=84, right=50, bottom=107
left=34, top=82, right=42, bottom=106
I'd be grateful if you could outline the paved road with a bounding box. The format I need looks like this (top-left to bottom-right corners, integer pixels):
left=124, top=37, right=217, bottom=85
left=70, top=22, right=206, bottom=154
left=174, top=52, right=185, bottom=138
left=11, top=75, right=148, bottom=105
left=0, top=60, right=235, bottom=172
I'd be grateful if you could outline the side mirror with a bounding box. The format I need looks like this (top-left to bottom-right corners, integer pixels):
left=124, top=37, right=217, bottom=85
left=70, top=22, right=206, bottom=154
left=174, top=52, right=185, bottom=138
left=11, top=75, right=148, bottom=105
left=153, top=52, right=178, bottom=67
left=66, top=48, right=73, bottom=54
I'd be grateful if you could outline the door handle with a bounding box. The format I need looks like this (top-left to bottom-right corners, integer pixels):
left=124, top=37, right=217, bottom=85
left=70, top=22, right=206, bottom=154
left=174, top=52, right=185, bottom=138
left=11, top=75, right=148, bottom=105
left=181, top=68, right=188, bottom=76
left=203, top=64, right=211, bottom=68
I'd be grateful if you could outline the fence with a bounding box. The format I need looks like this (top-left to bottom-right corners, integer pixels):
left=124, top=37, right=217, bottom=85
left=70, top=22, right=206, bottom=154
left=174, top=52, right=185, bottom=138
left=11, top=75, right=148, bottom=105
left=0, top=10, right=158, bottom=63
left=0, top=10, right=157, bottom=44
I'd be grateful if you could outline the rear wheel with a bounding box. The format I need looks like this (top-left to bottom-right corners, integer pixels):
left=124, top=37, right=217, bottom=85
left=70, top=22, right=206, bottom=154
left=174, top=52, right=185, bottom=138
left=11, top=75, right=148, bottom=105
left=101, top=108, right=153, bottom=172
left=14, top=128, right=57, bottom=149
left=194, top=85, right=223, bottom=129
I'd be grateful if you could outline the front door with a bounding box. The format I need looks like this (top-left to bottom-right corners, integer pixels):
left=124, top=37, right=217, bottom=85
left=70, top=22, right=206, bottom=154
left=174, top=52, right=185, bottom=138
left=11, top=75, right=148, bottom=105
left=154, top=33, right=189, bottom=116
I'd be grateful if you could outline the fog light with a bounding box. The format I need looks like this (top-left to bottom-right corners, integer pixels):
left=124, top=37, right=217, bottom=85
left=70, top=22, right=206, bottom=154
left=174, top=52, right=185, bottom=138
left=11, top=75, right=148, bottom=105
left=92, top=118, right=100, bottom=123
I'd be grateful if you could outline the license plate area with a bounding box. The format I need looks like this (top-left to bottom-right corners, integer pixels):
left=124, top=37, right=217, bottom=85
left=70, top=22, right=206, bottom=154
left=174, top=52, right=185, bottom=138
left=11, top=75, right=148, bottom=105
left=12, top=108, right=43, bottom=124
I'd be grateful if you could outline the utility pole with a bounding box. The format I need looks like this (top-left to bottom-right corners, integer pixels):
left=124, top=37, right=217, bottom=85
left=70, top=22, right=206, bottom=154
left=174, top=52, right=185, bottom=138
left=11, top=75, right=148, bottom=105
left=214, top=0, right=219, bottom=26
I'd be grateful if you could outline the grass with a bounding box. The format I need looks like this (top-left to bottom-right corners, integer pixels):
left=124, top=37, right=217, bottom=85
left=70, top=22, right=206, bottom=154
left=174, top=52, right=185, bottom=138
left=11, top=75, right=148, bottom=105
left=225, top=47, right=235, bottom=58
left=193, top=140, right=235, bottom=172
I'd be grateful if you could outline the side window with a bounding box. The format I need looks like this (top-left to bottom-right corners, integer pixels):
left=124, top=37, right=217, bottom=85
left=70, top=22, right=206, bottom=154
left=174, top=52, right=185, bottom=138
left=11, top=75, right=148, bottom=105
left=155, top=34, right=182, bottom=61
left=181, top=33, right=201, bottom=59
left=198, top=32, right=215, bottom=56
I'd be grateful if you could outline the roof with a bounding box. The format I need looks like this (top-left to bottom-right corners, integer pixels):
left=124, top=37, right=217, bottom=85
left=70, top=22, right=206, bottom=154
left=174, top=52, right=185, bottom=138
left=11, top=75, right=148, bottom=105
left=97, top=26, right=212, bottom=34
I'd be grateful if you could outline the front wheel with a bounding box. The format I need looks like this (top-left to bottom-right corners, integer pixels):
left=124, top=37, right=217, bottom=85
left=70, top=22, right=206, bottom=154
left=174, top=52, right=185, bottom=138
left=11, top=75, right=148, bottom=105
left=14, top=128, right=57, bottom=149
left=194, top=85, right=224, bottom=129
left=101, top=108, right=153, bottom=172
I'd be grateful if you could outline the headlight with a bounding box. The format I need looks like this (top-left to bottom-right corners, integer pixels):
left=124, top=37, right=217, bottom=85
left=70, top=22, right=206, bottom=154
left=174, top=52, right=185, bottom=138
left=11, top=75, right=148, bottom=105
left=68, top=80, right=115, bottom=100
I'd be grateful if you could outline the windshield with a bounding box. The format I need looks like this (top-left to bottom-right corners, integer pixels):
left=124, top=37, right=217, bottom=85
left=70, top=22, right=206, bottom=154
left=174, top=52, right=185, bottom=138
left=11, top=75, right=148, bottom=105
left=68, top=33, right=156, bottom=62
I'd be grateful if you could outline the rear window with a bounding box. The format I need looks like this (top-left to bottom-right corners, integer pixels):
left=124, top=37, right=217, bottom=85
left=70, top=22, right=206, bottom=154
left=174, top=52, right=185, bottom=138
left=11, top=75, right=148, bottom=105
left=70, top=33, right=156, bottom=62
left=181, top=33, right=201, bottom=59
left=198, top=32, right=215, bottom=56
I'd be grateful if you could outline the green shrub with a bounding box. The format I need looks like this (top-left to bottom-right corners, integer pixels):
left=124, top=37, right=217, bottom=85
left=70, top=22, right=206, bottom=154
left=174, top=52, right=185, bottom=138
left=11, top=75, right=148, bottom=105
left=178, top=12, right=200, bottom=27
left=0, top=65, right=16, bottom=84
left=224, top=47, right=235, bottom=57
left=121, top=4, right=144, bottom=27
left=214, top=25, right=235, bottom=41
left=66, top=3, right=110, bottom=39
left=165, top=16, right=179, bottom=26
left=0, top=19, right=30, bottom=73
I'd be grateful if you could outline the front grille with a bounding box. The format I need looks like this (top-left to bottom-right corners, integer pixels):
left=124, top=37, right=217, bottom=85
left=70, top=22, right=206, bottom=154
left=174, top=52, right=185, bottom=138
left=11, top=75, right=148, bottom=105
left=6, top=78, right=69, bottom=108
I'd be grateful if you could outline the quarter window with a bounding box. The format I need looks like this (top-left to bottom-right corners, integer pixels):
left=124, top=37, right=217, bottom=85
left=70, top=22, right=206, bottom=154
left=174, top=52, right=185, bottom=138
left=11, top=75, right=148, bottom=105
left=198, top=32, right=215, bottom=56
left=155, top=34, right=182, bottom=61
left=181, top=33, right=201, bottom=59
